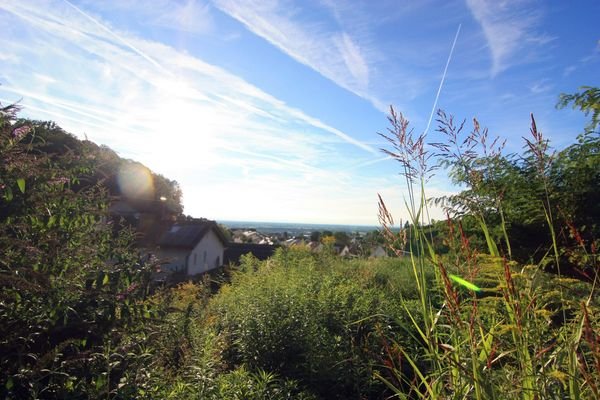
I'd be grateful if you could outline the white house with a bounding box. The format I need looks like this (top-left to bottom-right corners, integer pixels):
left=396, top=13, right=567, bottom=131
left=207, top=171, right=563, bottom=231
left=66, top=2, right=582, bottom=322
left=369, top=245, right=389, bottom=258
left=156, top=219, right=228, bottom=276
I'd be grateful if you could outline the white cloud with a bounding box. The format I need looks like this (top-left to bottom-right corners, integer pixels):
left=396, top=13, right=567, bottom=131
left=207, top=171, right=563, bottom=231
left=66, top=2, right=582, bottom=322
left=335, top=33, right=369, bottom=89
left=212, top=0, right=384, bottom=107
left=210, top=0, right=455, bottom=120
left=0, top=0, right=386, bottom=224
left=466, top=0, right=553, bottom=76
left=154, top=0, right=214, bottom=34
left=79, top=0, right=215, bottom=35
left=529, top=80, right=552, bottom=94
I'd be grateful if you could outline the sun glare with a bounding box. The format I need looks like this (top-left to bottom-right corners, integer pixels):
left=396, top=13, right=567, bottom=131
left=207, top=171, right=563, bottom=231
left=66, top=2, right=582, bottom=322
left=117, top=163, right=154, bottom=200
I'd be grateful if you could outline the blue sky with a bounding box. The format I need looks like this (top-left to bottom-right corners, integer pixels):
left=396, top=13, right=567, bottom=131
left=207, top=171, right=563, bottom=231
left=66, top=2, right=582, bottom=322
left=1, top=0, right=598, bottom=225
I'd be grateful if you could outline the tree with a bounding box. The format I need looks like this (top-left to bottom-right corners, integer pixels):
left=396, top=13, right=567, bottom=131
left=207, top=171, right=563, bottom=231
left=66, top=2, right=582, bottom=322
left=0, top=102, right=160, bottom=398
left=433, top=103, right=599, bottom=277
left=557, top=86, right=600, bottom=133
left=333, top=231, right=350, bottom=247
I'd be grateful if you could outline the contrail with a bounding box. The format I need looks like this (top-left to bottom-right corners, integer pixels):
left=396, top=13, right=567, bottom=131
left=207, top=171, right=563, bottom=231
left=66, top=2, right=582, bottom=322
left=350, top=156, right=393, bottom=169
left=62, top=0, right=173, bottom=76
left=424, top=24, right=461, bottom=136
left=289, top=109, right=379, bottom=155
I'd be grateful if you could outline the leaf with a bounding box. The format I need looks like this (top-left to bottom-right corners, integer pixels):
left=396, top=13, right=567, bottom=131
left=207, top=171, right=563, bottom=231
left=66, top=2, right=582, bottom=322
left=449, top=274, right=481, bottom=292
left=478, top=324, right=495, bottom=364
left=102, top=273, right=110, bottom=286
left=478, top=217, right=499, bottom=257
left=16, top=178, right=25, bottom=193
left=95, top=374, right=107, bottom=390
left=4, top=186, right=13, bottom=202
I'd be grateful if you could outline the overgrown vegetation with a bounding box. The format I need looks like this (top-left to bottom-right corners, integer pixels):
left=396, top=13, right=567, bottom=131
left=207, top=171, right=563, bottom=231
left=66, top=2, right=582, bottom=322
left=375, top=86, right=599, bottom=399
left=1, top=87, right=598, bottom=399
left=0, top=102, right=161, bottom=398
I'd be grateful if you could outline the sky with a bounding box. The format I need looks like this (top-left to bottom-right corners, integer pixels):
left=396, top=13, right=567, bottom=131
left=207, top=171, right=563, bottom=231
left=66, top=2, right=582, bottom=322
left=1, top=0, right=598, bottom=225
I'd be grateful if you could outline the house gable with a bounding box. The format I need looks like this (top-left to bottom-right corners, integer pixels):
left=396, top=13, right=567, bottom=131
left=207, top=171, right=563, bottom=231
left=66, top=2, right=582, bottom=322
left=187, top=229, right=225, bottom=275
left=156, top=219, right=227, bottom=276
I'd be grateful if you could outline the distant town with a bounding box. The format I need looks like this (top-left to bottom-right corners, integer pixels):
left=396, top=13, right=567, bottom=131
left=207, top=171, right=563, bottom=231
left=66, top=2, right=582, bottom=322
left=223, top=222, right=389, bottom=258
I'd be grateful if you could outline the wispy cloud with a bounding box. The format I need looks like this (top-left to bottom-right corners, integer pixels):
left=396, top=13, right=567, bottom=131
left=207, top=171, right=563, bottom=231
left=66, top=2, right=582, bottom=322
left=562, top=65, right=577, bottom=77
left=79, top=0, right=215, bottom=35
left=0, top=0, right=385, bottom=223
left=63, top=0, right=173, bottom=76
left=210, top=0, right=464, bottom=121
left=466, top=0, right=553, bottom=76
left=335, top=33, right=369, bottom=89
left=529, top=79, right=552, bottom=94
left=7, top=0, right=578, bottom=224
left=211, top=0, right=391, bottom=109
left=152, top=0, right=214, bottom=35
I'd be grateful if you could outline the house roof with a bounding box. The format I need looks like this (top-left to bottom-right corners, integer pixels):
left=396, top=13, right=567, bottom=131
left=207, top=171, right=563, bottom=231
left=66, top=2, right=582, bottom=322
left=157, top=219, right=228, bottom=249
left=109, top=200, right=139, bottom=216
left=224, top=242, right=278, bottom=265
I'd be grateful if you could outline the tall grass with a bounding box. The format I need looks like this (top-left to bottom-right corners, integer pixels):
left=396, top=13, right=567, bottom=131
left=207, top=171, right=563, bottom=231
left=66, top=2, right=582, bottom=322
left=376, top=108, right=599, bottom=399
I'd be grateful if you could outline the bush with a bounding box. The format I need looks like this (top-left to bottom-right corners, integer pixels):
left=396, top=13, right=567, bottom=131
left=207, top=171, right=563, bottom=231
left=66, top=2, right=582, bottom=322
left=206, top=248, right=427, bottom=399
left=0, top=102, right=159, bottom=398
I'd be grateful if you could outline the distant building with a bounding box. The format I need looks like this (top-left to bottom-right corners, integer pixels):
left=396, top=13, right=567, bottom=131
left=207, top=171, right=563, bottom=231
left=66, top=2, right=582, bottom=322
left=285, top=238, right=305, bottom=247
left=369, top=245, right=389, bottom=258
left=156, top=219, right=228, bottom=276
left=308, top=241, right=323, bottom=253
left=339, top=245, right=352, bottom=258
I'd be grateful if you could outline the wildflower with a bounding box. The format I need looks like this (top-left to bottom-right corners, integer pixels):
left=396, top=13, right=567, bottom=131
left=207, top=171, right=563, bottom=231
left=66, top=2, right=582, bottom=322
left=565, top=219, right=585, bottom=248
left=11, top=125, right=30, bottom=141
left=48, top=177, right=70, bottom=185
left=126, top=283, right=139, bottom=293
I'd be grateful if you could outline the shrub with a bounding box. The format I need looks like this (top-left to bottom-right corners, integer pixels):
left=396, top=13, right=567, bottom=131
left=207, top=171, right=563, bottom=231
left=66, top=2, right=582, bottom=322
left=0, top=102, right=159, bottom=398
left=206, top=248, right=426, bottom=399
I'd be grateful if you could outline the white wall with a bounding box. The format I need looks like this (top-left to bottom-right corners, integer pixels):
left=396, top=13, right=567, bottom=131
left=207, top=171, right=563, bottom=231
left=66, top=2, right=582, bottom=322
left=187, top=229, right=225, bottom=275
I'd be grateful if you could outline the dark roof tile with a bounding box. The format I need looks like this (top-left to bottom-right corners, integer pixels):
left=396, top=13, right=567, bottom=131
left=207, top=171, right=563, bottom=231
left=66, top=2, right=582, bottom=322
left=158, top=219, right=227, bottom=249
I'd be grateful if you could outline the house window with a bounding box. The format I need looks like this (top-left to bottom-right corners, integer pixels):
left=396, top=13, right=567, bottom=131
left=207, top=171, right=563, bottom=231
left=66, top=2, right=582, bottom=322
left=194, top=253, right=197, bottom=265
left=215, top=256, right=220, bottom=267
left=203, top=251, right=207, bottom=263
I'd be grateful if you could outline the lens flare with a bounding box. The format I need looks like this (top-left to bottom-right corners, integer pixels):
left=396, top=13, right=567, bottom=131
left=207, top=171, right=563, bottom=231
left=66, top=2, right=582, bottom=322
left=117, top=163, right=154, bottom=200
left=448, top=274, right=481, bottom=292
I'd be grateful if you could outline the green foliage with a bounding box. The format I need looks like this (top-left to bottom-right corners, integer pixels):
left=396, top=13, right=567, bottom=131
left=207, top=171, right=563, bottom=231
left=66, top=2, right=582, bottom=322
left=2, top=87, right=599, bottom=400
left=310, top=230, right=321, bottom=242
left=0, top=102, right=161, bottom=398
left=13, top=117, right=184, bottom=217
left=206, top=248, right=428, bottom=399
left=557, top=86, right=600, bottom=133
left=333, top=231, right=351, bottom=246
left=110, top=280, right=318, bottom=400
left=210, top=367, right=317, bottom=400
left=432, top=109, right=599, bottom=276
left=377, top=104, right=600, bottom=399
